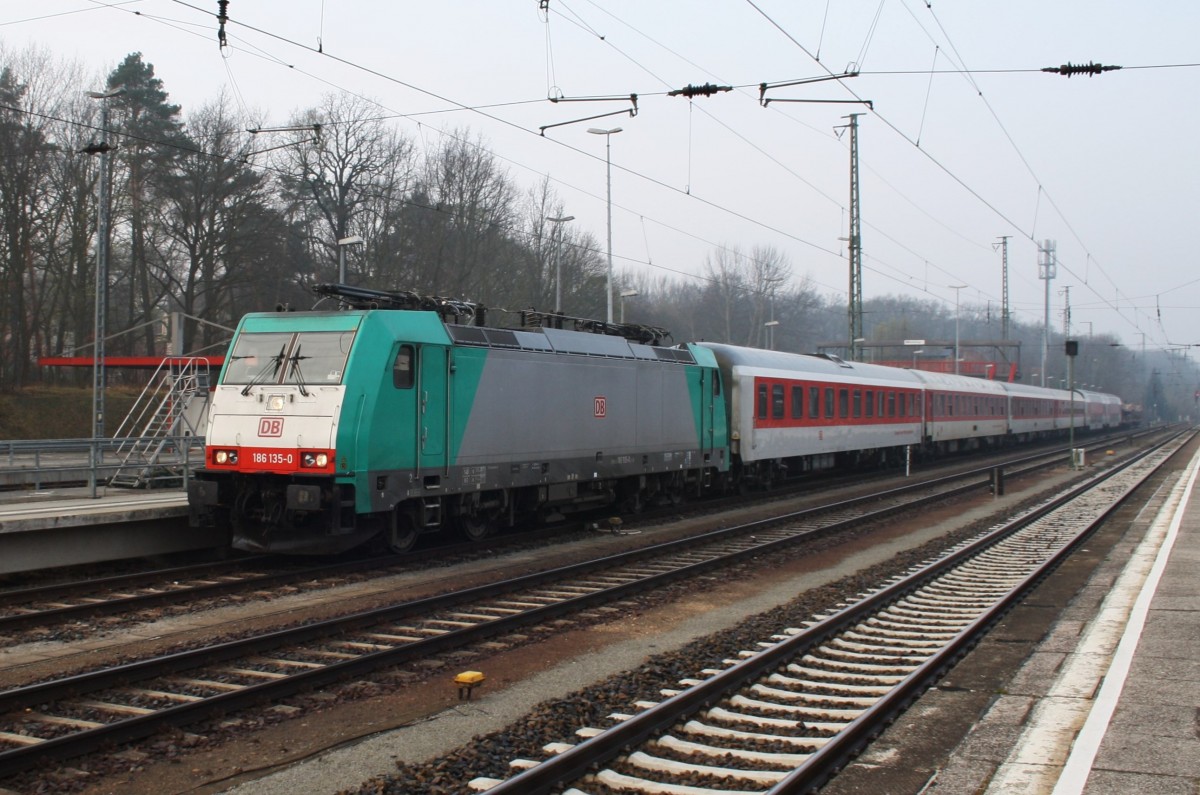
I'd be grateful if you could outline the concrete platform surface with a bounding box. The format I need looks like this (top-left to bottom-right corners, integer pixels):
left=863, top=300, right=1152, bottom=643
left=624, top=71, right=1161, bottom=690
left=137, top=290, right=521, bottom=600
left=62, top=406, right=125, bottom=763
left=940, top=447, right=1200, bottom=794
left=0, top=486, right=222, bottom=575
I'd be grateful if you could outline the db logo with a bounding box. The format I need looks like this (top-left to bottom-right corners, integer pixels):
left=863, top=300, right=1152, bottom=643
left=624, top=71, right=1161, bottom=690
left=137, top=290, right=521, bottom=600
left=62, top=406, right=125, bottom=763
left=258, top=417, right=284, bottom=437
left=594, top=397, right=607, bottom=418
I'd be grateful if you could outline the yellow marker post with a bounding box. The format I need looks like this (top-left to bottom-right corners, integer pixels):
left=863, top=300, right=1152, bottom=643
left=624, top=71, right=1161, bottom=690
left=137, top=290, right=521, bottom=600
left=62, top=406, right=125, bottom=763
left=454, top=670, right=485, bottom=701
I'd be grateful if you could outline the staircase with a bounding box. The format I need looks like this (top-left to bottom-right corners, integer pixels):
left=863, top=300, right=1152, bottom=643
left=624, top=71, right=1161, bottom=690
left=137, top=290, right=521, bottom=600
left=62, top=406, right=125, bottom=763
left=108, top=357, right=210, bottom=489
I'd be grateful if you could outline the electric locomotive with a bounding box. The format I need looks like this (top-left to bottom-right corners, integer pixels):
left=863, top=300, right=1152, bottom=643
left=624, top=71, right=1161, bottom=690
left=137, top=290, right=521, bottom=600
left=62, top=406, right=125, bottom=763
left=188, top=285, right=729, bottom=553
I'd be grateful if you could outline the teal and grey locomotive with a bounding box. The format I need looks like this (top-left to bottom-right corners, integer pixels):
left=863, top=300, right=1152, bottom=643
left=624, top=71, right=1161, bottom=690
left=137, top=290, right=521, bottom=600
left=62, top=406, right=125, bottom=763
left=187, top=285, right=730, bottom=554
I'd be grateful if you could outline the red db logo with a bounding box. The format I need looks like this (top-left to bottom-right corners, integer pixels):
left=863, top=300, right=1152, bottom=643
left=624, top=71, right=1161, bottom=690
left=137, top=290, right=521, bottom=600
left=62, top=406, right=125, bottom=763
left=258, top=417, right=284, bottom=437
left=594, top=397, right=607, bottom=418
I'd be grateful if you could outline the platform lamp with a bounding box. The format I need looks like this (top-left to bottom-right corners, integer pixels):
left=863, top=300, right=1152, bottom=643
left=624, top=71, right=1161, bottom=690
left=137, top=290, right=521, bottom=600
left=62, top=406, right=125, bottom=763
left=620, top=289, right=639, bottom=323
left=587, top=126, right=622, bottom=323
left=765, top=320, right=780, bottom=350
left=546, top=216, right=574, bottom=313
left=84, top=87, right=124, bottom=485
left=948, top=284, right=967, bottom=375
left=337, top=235, right=364, bottom=284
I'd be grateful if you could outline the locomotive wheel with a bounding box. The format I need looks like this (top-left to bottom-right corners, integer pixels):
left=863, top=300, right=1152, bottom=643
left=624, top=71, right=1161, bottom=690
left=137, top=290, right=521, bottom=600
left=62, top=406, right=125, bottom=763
left=388, top=511, right=419, bottom=554
left=458, top=514, right=495, bottom=542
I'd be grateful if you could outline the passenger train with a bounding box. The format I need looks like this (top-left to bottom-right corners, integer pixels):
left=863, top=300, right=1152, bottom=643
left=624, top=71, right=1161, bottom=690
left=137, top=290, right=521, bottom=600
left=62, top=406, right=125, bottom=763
left=187, top=284, right=1123, bottom=554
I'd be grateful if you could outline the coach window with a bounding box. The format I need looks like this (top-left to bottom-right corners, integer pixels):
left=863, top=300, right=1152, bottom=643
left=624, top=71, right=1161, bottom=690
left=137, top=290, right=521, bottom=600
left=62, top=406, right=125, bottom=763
left=864, top=390, right=874, bottom=418
left=825, top=387, right=835, bottom=419
left=772, top=384, right=785, bottom=419
left=809, top=386, right=820, bottom=419
left=757, top=384, right=768, bottom=419
left=839, top=389, right=850, bottom=419
left=393, top=345, right=415, bottom=389
left=878, top=391, right=885, bottom=417
left=852, top=389, right=862, bottom=418
left=791, top=386, right=804, bottom=419
left=888, top=392, right=896, bottom=417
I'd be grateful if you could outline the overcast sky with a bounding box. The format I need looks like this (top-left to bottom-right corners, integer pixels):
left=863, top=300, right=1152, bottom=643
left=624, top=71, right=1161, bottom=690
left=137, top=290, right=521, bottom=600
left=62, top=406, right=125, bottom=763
left=3, top=1, right=1198, bottom=356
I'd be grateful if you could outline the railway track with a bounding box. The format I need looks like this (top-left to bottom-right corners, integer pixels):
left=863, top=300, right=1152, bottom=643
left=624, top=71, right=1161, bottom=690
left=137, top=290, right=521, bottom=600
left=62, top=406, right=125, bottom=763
left=0, top=432, right=1142, bottom=640
left=0, top=432, right=1161, bottom=781
left=470, top=431, right=1189, bottom=795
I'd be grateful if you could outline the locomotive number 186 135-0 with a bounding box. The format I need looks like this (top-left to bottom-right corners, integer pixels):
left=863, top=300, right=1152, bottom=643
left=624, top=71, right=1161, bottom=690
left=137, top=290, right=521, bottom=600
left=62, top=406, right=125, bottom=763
left=252, top=451, right=295, bottom=466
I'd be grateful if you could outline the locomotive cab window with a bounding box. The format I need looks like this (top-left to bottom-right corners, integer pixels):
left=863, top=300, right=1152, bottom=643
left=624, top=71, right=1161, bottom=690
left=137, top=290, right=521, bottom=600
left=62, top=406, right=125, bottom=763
left=223, top=330, right=355, bottom=386
left=393, top=345, right=415, bottom=389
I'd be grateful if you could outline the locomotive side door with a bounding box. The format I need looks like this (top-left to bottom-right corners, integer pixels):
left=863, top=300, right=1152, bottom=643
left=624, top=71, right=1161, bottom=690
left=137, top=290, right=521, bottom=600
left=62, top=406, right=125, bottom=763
left=699, top=367, right=715, bottom=458
left=417, top=345, right=448, bottom=474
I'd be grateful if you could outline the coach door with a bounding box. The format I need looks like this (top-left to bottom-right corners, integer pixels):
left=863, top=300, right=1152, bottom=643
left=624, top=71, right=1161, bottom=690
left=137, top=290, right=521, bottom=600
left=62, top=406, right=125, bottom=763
left=417, top=346, right=448, bottom=476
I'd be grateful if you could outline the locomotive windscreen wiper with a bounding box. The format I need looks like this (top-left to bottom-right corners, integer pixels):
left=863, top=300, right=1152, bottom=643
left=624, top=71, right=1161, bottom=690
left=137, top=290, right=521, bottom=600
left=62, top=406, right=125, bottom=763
left=287, top=345, right=311, bottom=396
left=240, top=345, right=286, bottom=396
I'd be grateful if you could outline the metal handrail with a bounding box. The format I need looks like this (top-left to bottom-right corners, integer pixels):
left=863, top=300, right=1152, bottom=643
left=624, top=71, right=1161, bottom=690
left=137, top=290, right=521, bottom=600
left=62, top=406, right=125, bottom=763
left=0, top=436, right=205, bottom=495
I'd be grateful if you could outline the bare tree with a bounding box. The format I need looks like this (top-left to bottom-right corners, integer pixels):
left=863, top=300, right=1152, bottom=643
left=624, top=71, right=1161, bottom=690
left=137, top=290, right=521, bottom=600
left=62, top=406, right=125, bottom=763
left=155, top=94, right=292, bottom=350
left=274, top=92, right=414, bottom=287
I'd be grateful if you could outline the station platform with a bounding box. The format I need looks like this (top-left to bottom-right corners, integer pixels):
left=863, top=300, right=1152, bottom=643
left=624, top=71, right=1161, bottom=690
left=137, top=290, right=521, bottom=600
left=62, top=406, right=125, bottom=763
left=0, top=486, right=224, bottom=575
left=938, top=446, right=1200, bottom=793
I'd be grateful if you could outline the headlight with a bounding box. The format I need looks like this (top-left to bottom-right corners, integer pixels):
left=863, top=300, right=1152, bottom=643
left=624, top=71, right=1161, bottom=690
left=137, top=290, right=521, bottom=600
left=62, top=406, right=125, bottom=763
left=301, top=451, right=330, bottom=468
left=267, top=394, right=286, bottom=411
left=213, top=449, right=238, bottom=465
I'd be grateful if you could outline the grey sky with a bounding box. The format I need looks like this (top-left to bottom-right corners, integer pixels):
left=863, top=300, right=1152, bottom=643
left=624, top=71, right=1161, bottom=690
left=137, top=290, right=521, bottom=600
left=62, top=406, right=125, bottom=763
left=4, top=0, right=1197, bottom=354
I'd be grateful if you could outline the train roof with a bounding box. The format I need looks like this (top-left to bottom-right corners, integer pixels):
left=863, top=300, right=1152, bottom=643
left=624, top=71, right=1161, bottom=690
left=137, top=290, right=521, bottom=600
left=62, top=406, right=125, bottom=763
left=445, top=323, right=701, bottom=365
left=696, top=342, right=926, bottom=386
left=999, top=380, right=1075, bottom=400
left=236, top=309, right=705, bottom=366
left=908, top=368, right=1008, bottom=395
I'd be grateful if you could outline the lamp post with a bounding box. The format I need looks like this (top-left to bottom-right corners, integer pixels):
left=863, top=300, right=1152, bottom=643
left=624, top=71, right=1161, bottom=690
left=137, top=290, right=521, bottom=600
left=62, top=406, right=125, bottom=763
left=764, top=320, right=780, bottom=350
left=337, top=234, right=364, bottom=284
left=587, top=126, right=622, bottom=323
left=911, top=349, right=924, bottom=369
left=948, top=284, right=967, bottom=375
left=619, top=289, right=638, bottom=323
left=546, top=215, right=574, bottom=312
left=85, top=87, right=124, bottom=452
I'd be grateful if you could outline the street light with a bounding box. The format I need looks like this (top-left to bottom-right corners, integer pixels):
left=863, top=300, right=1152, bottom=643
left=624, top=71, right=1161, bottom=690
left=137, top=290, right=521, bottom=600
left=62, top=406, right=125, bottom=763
left=911, top=349, right=924, bottom=369
left=948, top=284, right=967, bottom=375
left=85, top=87, right=124, bottom=454
left=337, top=234, right=364, bottom=284
left=764, top=320, right=780, bottom=350
left=546, top=215, right=574, bottom=312
left=588, top=126, right=622, bottom=323
left=619, top=289, right=639, bottom=323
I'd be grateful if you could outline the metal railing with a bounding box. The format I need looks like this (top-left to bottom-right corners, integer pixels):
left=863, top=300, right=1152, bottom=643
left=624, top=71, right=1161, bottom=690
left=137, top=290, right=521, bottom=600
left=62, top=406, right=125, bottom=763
left=0, top=436, right=205, bottom=496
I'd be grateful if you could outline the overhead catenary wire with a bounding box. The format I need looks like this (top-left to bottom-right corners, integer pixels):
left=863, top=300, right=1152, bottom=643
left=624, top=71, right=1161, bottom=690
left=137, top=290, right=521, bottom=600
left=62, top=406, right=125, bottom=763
left=9, top=1, right=1190, bottom=348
